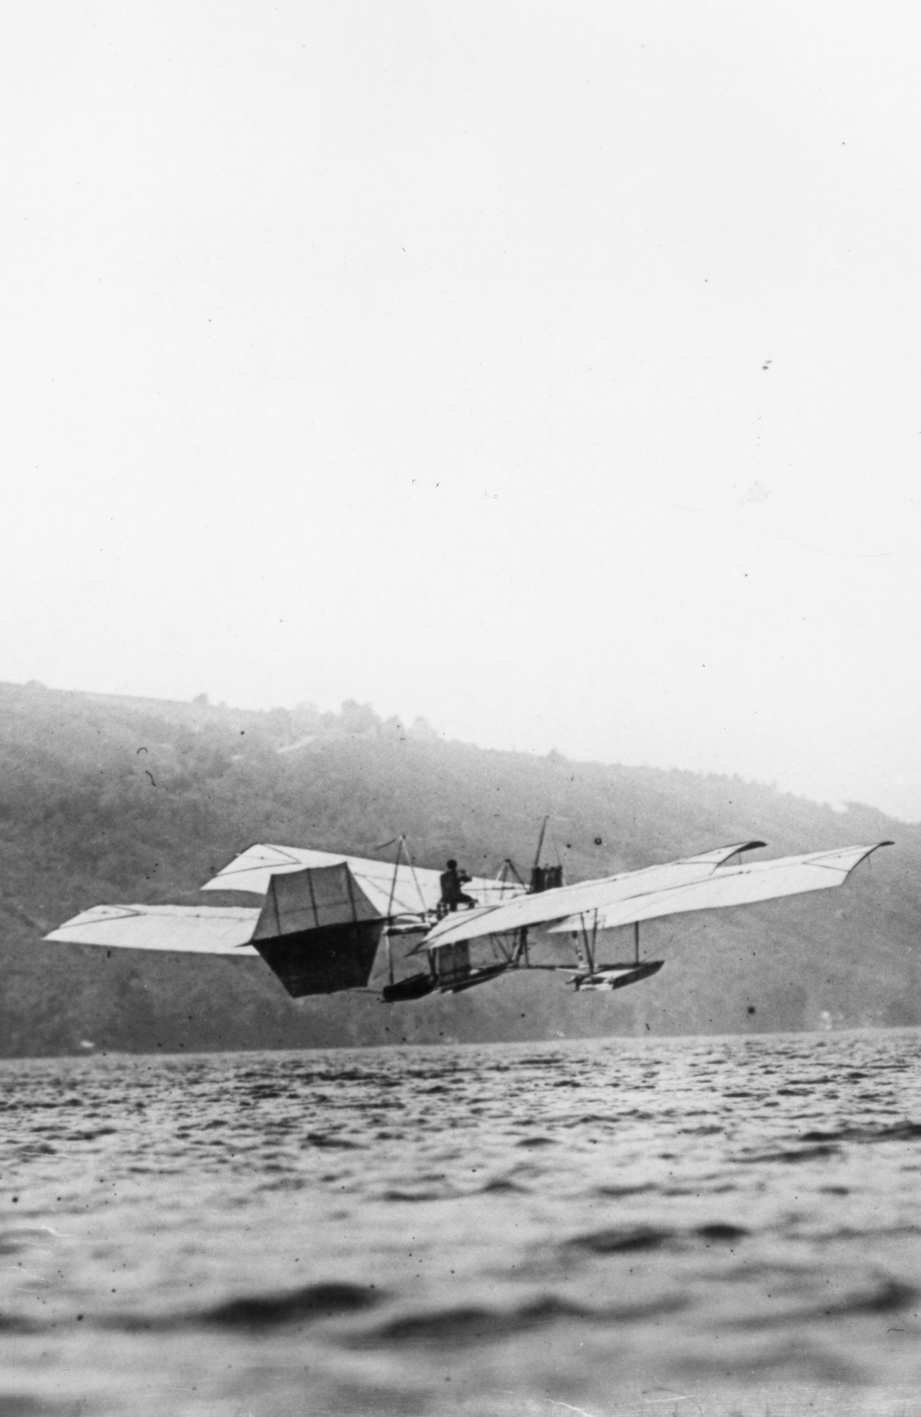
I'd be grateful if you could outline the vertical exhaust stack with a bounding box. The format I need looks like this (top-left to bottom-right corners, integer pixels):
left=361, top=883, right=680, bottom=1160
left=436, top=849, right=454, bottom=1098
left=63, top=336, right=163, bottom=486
left=528, top=815, right=564, bottom=894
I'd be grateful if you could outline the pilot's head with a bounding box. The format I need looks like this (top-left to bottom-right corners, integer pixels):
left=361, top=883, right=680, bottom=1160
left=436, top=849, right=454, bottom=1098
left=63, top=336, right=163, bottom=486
left=446, top=859, right=457, bottom=869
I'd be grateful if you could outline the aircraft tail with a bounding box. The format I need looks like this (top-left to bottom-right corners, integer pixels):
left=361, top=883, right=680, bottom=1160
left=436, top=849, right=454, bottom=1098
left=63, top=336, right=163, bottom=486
left=251, top=863, right=384, bottom=997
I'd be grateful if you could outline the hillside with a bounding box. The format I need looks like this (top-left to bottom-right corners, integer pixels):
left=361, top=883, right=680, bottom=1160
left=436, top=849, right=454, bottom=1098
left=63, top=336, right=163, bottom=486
left=0, top=680, right=916, bottom=1056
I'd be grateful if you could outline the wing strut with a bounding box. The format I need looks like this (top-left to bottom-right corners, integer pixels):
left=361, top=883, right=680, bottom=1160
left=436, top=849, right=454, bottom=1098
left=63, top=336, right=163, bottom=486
left=577, top=913, right=599, bottom=973
left=384, top=836, right=404, bottom=988
left=382, top=834, right=427, bottom=986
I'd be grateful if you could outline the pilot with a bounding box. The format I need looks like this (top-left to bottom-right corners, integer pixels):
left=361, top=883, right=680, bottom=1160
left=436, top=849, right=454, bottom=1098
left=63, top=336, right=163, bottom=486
left=439, top=859, right=476, bottom=912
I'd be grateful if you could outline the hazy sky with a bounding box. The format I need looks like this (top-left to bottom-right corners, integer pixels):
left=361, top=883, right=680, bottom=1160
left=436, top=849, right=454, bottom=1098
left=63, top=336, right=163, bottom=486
left=3, top=3, right=921, bottom=819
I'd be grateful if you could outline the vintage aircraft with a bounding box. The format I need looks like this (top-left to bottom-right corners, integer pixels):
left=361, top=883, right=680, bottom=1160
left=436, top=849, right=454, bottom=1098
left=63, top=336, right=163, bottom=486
left=45, top=833, right=892, bottom=1004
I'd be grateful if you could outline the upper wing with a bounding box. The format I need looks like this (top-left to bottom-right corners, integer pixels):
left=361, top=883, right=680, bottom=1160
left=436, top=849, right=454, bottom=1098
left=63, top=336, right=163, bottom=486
left=424, top=841, right=891, bottom=950
left=200, top=842, right=523, bottom=914
left=43, top=843, right=523, bottom=968
left=45, top=904, right=261, bottom=954
left=548, top=842, right=893, bottom=933
left=423, top=841, right=767, bottom=949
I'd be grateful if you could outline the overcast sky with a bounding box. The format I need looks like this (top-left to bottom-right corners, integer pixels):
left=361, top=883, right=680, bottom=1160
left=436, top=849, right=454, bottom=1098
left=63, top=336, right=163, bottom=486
left=2, top=2, right=920, bottom=819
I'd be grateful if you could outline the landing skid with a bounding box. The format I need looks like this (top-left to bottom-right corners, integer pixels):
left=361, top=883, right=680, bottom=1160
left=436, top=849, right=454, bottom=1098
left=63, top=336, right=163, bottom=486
left=381, top=963, right=511, bottom=1001
left=442, top=963, right=511, bottom=994
left=569, top=960, right=664, bottom=992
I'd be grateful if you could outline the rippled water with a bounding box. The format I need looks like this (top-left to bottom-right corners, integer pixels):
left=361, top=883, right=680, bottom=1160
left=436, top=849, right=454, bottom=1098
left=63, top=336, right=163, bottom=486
left=4, top=1030, right=921, bottom=1416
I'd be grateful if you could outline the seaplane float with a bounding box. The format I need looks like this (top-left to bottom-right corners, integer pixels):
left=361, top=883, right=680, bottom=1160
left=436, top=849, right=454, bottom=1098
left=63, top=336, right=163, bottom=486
left=45, top=831, right=893, bottom=1005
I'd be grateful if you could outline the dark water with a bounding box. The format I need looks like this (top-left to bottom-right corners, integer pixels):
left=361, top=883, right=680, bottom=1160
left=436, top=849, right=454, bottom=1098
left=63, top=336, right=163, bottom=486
left=4, top=1030, right=921, bottom=1416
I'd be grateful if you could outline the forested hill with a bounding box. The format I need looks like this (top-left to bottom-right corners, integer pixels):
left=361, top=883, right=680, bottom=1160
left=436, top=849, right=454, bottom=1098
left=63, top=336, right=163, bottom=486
left=0, top=679, right=916, bottom=1057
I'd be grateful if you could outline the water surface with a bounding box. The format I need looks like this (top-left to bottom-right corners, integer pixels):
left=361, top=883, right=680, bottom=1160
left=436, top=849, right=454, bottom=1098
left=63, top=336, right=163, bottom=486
left=4, top=1030, right=921, bottom=1415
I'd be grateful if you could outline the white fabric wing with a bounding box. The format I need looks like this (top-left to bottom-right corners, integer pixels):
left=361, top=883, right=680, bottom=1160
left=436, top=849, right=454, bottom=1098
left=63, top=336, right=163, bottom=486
left=548, top=843, right=890, bottom=933
left=201, top=842, right=522, bottom=914
left=424, top=841, right=767, bottom=949
left=45, top=904, right=261, bottom=954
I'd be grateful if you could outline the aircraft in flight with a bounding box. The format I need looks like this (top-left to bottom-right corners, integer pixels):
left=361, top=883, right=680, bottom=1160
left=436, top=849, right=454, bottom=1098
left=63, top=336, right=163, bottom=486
left=46, top=834, right=892, bottom=1004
